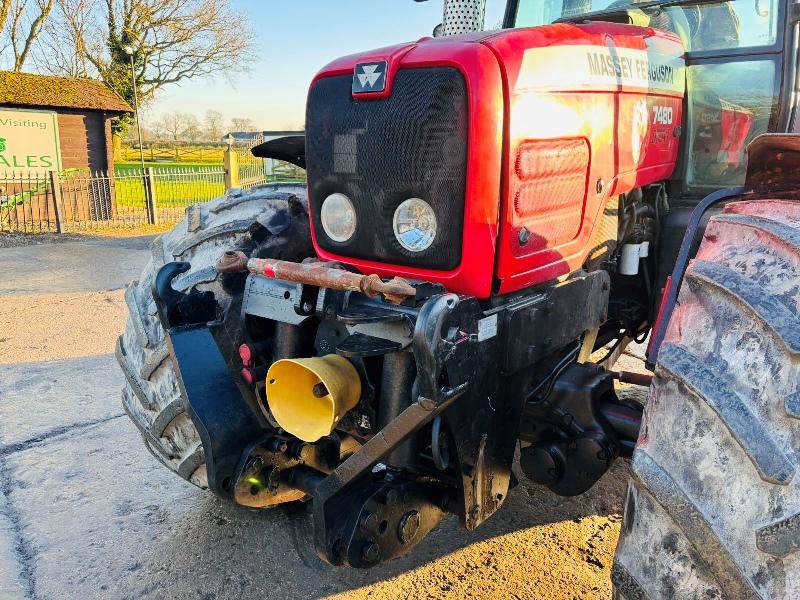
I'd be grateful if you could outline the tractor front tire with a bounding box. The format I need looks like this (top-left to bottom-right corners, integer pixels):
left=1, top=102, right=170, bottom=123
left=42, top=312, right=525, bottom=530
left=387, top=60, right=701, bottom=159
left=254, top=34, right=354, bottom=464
left=613, top=199, right=800, bottom=599
left=116, top=184, right=312, bottom=489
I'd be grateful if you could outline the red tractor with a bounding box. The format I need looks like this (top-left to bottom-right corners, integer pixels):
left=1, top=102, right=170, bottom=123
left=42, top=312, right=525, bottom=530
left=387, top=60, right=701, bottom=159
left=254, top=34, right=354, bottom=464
left=117, top=0, right=800, bottom=596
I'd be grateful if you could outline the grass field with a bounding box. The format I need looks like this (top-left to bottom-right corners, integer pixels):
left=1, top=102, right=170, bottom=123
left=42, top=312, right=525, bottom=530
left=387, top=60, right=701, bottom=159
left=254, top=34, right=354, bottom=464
left=111, top=161, right=303, bottom=209
left=113, top=164, right=225, bottom=208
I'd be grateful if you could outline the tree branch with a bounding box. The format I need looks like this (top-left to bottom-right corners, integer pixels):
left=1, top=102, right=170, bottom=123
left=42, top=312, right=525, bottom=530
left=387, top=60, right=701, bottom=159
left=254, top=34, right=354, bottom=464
left=13, top=0, right=54, bottom=70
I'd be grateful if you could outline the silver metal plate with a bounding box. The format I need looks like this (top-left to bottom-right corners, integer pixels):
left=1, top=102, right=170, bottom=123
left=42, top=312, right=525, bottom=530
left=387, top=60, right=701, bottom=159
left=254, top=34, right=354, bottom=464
left=242, top=274, right=309, bottom=325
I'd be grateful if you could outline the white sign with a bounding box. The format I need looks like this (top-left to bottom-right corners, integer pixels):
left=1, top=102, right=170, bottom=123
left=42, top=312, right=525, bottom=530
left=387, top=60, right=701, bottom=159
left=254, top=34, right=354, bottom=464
left=477, top=314, right=498, bottom=342
left=0, top=108, right=62, bottom=176
left=516, top=44, right=685, bottom=96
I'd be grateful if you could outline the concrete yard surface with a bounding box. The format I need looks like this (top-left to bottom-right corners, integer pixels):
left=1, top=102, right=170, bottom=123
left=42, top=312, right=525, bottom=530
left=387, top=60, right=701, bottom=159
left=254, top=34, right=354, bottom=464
left=0, top=233, right=647, bottom=599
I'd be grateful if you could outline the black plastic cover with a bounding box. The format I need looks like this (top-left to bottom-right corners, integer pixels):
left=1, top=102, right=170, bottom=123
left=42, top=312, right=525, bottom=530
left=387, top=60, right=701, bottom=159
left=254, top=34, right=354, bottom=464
left=306, top=68, right=468, bottom=270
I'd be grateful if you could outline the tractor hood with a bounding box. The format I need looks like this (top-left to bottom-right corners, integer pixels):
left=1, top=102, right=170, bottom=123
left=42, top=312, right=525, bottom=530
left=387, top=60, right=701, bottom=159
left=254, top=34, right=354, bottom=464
left=305, top=23, right=685, bottom=298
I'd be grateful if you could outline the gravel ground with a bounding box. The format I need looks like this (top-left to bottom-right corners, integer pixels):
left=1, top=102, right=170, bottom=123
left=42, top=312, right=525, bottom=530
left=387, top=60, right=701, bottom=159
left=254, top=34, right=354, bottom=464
left=0, top=227, right=172, bottom=249
left=0, top=233, right=649, bottom=599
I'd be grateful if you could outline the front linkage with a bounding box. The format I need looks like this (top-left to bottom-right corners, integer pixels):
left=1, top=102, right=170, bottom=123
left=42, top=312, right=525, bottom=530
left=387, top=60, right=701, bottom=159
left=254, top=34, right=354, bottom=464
left=152, top=251, right=639, bottom=567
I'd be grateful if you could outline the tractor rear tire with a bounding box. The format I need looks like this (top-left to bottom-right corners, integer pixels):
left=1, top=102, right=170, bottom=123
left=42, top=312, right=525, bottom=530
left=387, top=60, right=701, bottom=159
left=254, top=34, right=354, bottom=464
left=116, top=184, right=312, bottom=489
left=613, top=199, right=800, bottom=599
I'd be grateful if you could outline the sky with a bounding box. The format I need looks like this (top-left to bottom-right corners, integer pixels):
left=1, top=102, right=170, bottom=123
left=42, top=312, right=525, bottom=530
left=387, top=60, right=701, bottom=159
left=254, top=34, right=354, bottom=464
left=150, top=0, right=509, bottom=131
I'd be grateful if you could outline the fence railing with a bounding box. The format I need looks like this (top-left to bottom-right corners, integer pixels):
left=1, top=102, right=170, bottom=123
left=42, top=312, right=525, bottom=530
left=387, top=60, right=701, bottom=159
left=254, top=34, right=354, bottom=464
left=2, top=142, right=306, bottom=233
left=120, top=145, right=226, bottom=164
left=2, top=165, right=242, bottom=233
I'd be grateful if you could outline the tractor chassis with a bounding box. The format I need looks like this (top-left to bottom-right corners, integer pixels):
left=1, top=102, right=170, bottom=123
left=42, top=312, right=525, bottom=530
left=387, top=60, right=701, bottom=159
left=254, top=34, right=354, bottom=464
left=152, top=259, right=638, bottom=567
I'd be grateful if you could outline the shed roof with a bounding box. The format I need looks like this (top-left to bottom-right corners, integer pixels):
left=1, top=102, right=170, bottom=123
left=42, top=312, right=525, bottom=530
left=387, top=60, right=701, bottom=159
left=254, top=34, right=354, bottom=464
left=0, top=71, right=132, bottom=113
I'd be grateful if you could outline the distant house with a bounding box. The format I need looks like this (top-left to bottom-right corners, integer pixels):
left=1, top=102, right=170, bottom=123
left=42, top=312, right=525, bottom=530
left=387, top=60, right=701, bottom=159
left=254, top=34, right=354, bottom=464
left=0, top=71, right=132, bottom=174
left=222, top=130, right=304, bottom=145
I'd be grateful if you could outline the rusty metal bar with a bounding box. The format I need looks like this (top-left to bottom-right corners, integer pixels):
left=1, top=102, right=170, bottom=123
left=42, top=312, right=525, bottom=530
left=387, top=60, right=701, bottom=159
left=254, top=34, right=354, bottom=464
left=610, top=370, right=653, bottom=387
left=217, top=250, right=416, bottom=305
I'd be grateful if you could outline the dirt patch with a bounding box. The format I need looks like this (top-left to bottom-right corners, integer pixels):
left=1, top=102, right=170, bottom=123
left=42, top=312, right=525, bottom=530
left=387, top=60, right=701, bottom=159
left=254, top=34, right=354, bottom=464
left=77, top=223, right=174, bottom=238
left=0, top=232, right=87, bottom=248
left=0, top=225, right=170, bottom=249
left=0, top=290, right=127, bottom=364
left=330, top=513, right=624, bottom=599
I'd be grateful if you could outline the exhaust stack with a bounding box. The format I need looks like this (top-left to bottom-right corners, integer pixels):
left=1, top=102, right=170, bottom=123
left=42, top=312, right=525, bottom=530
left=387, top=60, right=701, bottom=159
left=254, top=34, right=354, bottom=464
left=442, top=0, right=486, bottom=35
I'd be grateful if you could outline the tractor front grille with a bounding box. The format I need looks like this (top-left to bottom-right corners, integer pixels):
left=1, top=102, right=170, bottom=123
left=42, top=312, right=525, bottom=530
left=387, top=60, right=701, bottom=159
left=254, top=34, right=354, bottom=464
left=306, top=67, right=468, bottom=270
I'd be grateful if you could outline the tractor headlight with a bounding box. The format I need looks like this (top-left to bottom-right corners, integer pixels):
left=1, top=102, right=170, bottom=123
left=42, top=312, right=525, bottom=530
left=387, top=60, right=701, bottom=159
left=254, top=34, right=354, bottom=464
left=393, top=198, right=437, bottom=252
left=320, top=193, right=356, bottom=242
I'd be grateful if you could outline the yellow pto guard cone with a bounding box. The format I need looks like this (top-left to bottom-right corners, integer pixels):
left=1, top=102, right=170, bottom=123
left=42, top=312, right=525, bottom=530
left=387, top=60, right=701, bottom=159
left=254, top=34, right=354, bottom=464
left=266, top=354, right=362, bottom=442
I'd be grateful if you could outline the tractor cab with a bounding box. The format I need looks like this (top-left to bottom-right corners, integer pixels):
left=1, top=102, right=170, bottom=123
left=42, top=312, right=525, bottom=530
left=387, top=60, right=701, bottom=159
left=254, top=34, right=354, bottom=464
left=506, top=0, right=794, bottom=197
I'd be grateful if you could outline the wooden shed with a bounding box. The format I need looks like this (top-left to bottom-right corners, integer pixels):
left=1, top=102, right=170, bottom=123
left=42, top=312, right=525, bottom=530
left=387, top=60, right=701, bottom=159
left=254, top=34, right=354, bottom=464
left=0, top=71, right=132, bottom=173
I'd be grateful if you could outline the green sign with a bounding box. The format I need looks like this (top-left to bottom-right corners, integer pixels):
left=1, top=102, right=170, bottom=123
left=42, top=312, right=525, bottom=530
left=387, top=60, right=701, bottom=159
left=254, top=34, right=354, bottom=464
left=0, top=108, right=62, bottom=175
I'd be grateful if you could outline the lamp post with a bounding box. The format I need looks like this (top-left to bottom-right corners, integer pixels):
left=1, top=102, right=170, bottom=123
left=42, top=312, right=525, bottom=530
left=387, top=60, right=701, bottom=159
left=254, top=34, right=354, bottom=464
left=123, top=45, right=146, bottom=173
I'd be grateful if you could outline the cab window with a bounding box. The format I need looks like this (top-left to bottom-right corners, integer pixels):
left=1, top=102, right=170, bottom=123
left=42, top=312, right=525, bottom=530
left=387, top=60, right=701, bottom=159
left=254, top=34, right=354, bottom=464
left=512, top=0, right=779, bottom=48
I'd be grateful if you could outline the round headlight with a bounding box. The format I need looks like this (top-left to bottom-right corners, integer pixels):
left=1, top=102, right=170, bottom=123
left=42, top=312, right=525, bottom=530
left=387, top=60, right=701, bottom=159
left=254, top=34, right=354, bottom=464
left=393, top=198, right=437, bottom=252
left=320, top=193, right=356, bottom=242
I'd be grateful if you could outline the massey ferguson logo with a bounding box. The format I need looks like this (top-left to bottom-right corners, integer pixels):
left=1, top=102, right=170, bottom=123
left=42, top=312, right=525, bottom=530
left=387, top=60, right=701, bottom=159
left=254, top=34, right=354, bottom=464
left=352, top=61, right=387, bottom=94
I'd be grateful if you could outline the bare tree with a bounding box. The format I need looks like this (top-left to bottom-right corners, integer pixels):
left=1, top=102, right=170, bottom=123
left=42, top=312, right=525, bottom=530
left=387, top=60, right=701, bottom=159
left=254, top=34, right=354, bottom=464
left=155, top=112, right=187, bottom=142
left=184, top=113, right=201, bottom=143
left=204, top=109, right=224, bottom=142
left=1, top=0, right=55, bottom=70
left=230, top=117, right=259, bottom=133
left=124, top=119, right=155, bottom=144
left=149, top=116, right=169, bottom=142
left=47, top=0, right=254, bottom=140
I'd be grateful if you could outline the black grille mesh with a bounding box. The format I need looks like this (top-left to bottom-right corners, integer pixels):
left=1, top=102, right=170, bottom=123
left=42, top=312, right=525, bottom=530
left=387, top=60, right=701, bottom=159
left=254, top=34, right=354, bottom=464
left=306, top=68, right=468, bottom=270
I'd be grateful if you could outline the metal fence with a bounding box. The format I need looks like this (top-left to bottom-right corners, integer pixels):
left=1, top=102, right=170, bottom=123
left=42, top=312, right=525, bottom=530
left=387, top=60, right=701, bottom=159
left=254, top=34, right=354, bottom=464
left=2, top=165, right=228, bottom=233
left=119, top=145, right=226, bottom=164
left=2, top=144, right=306, bottom=234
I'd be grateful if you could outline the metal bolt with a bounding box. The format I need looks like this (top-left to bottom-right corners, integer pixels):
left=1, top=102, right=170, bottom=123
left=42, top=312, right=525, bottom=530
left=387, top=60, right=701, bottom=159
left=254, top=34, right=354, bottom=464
left=418, top=397, right=436, bottom=411
left=269, top=438, right=288, bottom=453
left=262, top=466, right=280, bottom=493
left=470, top=506, right=480, bottom=521
left=398, top=510, right=421, bottom=544
left=596, top=179, right=604, bottom=194
left=361, top=542, right=380, bottom=563
left=359, top=512, right=378, bottom=531
left=518, top=227, right=531, bottom=245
